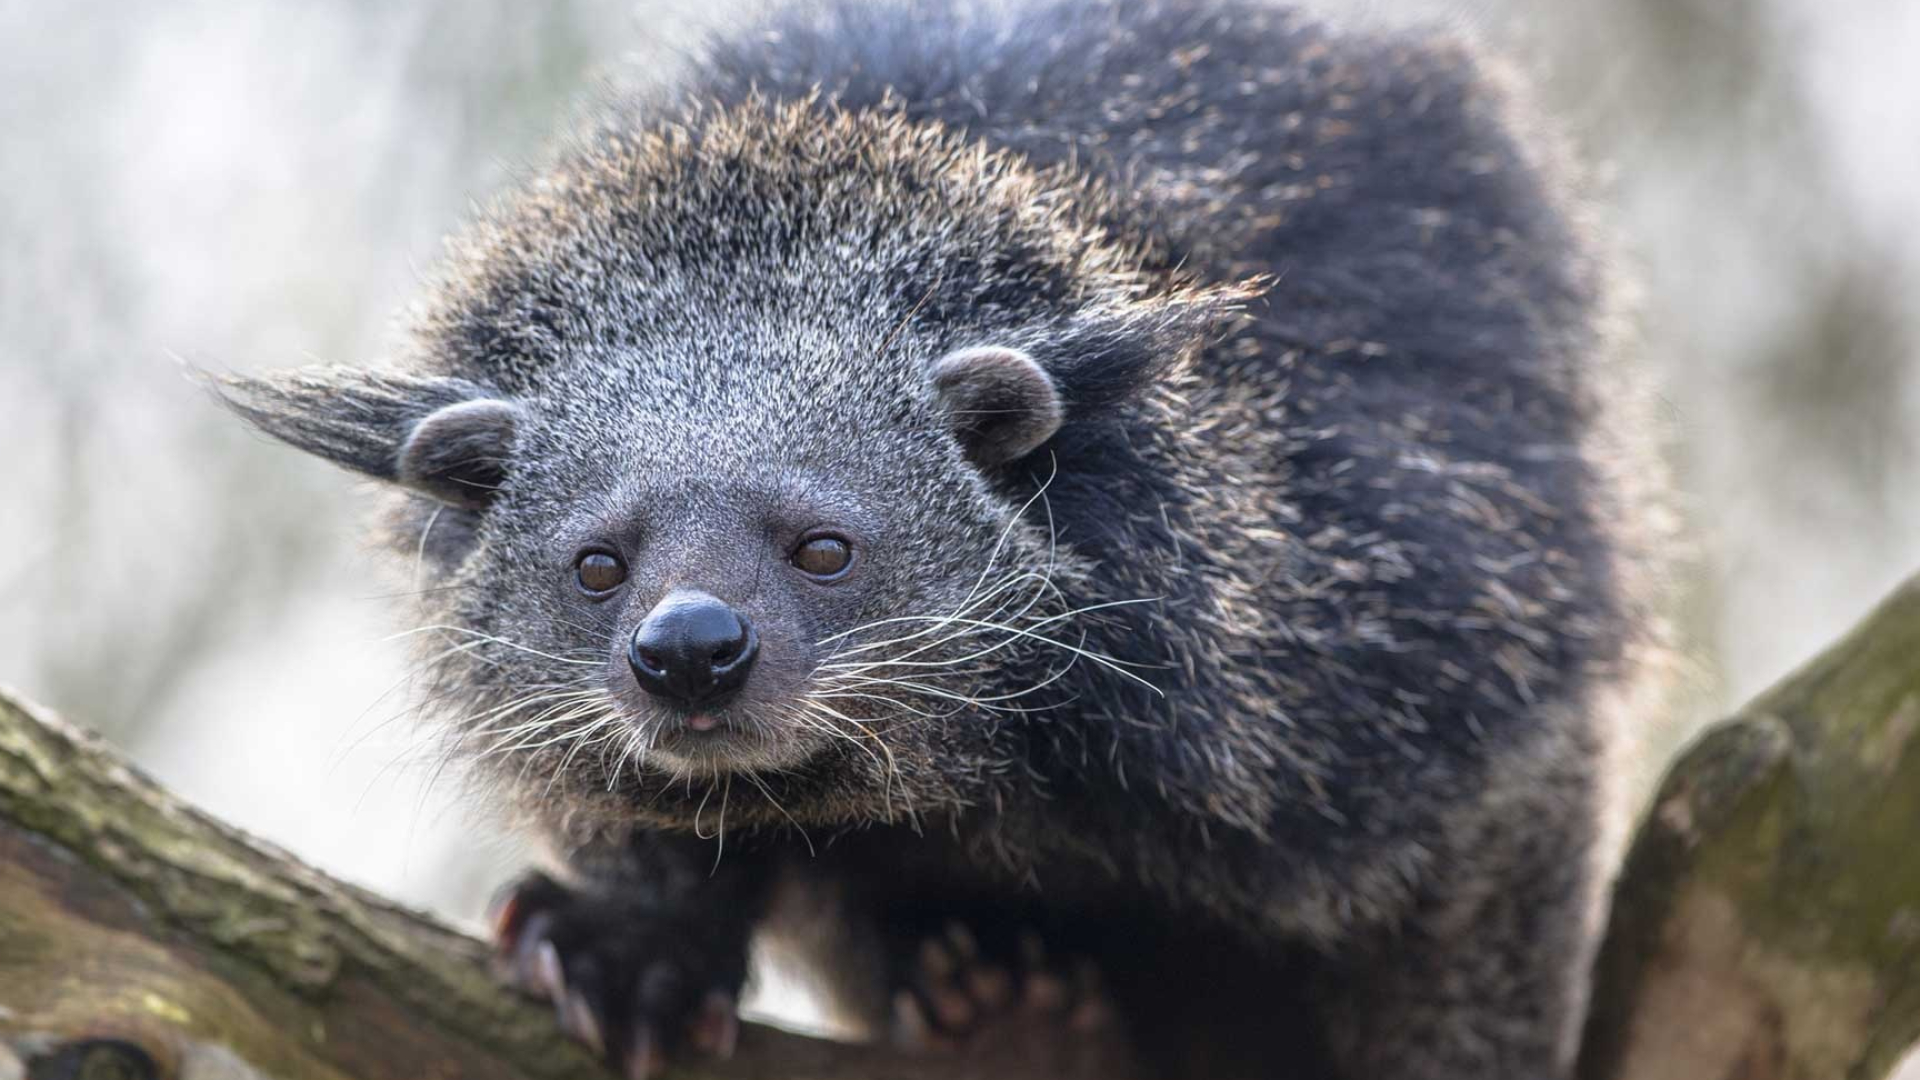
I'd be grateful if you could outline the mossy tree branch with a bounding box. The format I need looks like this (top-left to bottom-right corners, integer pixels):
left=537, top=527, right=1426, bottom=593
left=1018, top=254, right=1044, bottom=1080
left=3, top=574, right=1919, bottom=1080
left=1578, top=573, right=1920, bottom=1080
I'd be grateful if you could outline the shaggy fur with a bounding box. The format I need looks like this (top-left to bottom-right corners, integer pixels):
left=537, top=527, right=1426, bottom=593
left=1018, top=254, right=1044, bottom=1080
left=220, top=1, right=1668, bottom=1077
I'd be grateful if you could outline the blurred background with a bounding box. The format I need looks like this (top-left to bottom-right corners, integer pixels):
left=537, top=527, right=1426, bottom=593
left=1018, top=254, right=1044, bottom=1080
left=1, top=0, right=1916, bottom=1038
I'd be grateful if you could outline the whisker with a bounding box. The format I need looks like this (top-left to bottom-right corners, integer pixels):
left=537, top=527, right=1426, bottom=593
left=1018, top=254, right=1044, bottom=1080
left=739, top=759, right=815, bottom=857
left=382, top=624, right=603, bottom=667
left=802, top=699, right=904, bottom=808
left=817, top=463, right=1061, bottom=651
left=823, top=612, right=1162, bottom=694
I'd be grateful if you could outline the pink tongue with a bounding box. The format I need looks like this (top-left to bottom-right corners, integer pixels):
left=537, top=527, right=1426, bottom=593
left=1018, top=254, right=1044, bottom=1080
left=688, top=713, right=720, bottom=733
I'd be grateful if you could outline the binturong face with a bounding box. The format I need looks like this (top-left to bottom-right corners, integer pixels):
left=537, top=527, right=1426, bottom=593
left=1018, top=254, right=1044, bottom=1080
left=216, top=101, right=1241, bottom=833
left=432, top=331, right=1076, bottom=812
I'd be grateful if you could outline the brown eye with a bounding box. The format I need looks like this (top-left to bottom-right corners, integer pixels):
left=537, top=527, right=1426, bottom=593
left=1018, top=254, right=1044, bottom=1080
left=791, top=535, right=853, bottom=580
left=574, top=551, right=627, bottom=595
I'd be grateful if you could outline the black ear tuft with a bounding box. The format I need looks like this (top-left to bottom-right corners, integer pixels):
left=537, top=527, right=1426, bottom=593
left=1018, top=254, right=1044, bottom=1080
left=931, top=345, right=1064, bottom=468
left=1038, top=282, right=1263, bottom=415
left=211, top=366, right=519, bottom=508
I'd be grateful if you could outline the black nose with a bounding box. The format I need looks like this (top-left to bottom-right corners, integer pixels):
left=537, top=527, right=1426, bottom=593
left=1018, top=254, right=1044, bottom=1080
left=627, top=590, right=759, bottom=706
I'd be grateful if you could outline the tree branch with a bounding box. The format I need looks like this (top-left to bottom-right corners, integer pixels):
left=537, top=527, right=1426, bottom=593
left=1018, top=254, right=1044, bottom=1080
left=1579, top=573, right=1920, bottom=1080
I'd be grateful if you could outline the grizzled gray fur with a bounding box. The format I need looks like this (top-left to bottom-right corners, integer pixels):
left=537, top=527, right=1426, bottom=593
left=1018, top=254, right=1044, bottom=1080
left=219, top=0, right=1668, bottom=1077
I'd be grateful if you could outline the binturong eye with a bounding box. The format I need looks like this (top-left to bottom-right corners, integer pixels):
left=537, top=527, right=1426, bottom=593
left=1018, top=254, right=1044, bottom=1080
left=791, top=534, right=853, bottom=580
left=574, top=551, right=628, bottom=595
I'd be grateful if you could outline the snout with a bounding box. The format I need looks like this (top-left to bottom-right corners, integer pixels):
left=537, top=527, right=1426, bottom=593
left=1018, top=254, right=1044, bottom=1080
left=627, top=589, right=759, bottom=707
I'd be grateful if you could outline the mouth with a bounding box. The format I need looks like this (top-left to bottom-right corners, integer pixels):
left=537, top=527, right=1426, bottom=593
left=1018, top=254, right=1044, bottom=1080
left=648, top=708, right=758, bottom=764
left=639, top=704, right=819, bottom=775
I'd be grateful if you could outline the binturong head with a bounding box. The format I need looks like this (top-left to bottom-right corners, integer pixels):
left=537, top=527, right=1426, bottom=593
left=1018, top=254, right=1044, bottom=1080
left=214, top=99, right=1250, bottom=835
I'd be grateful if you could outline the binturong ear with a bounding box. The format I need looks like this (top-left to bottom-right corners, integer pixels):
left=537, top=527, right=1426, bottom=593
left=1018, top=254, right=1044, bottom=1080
left=394, top=398, right=522, bottom=509
left=212, top=366, right=522, bottom=510
left=930, top=345, right=1065, bottom=469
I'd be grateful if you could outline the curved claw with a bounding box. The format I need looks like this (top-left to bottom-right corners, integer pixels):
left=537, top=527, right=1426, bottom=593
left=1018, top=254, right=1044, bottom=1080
left=486, top=872, right=749, bottom=1078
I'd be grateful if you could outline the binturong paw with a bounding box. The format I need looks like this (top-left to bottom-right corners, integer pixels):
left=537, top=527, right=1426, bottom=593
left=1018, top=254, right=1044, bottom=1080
left=489, top=872, right=747, bottom=1080
left=892, top=923, right=1127, bottom=1076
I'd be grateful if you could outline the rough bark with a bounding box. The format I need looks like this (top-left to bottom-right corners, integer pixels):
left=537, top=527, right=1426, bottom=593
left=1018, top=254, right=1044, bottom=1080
left=2, top=574, right=1917, bottom=1080
left=1578, top=573, right=1920, bottom=1080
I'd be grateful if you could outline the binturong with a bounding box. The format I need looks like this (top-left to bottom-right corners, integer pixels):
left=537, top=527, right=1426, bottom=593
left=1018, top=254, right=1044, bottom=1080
left=216, top=1, right=1670, bottom=1077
